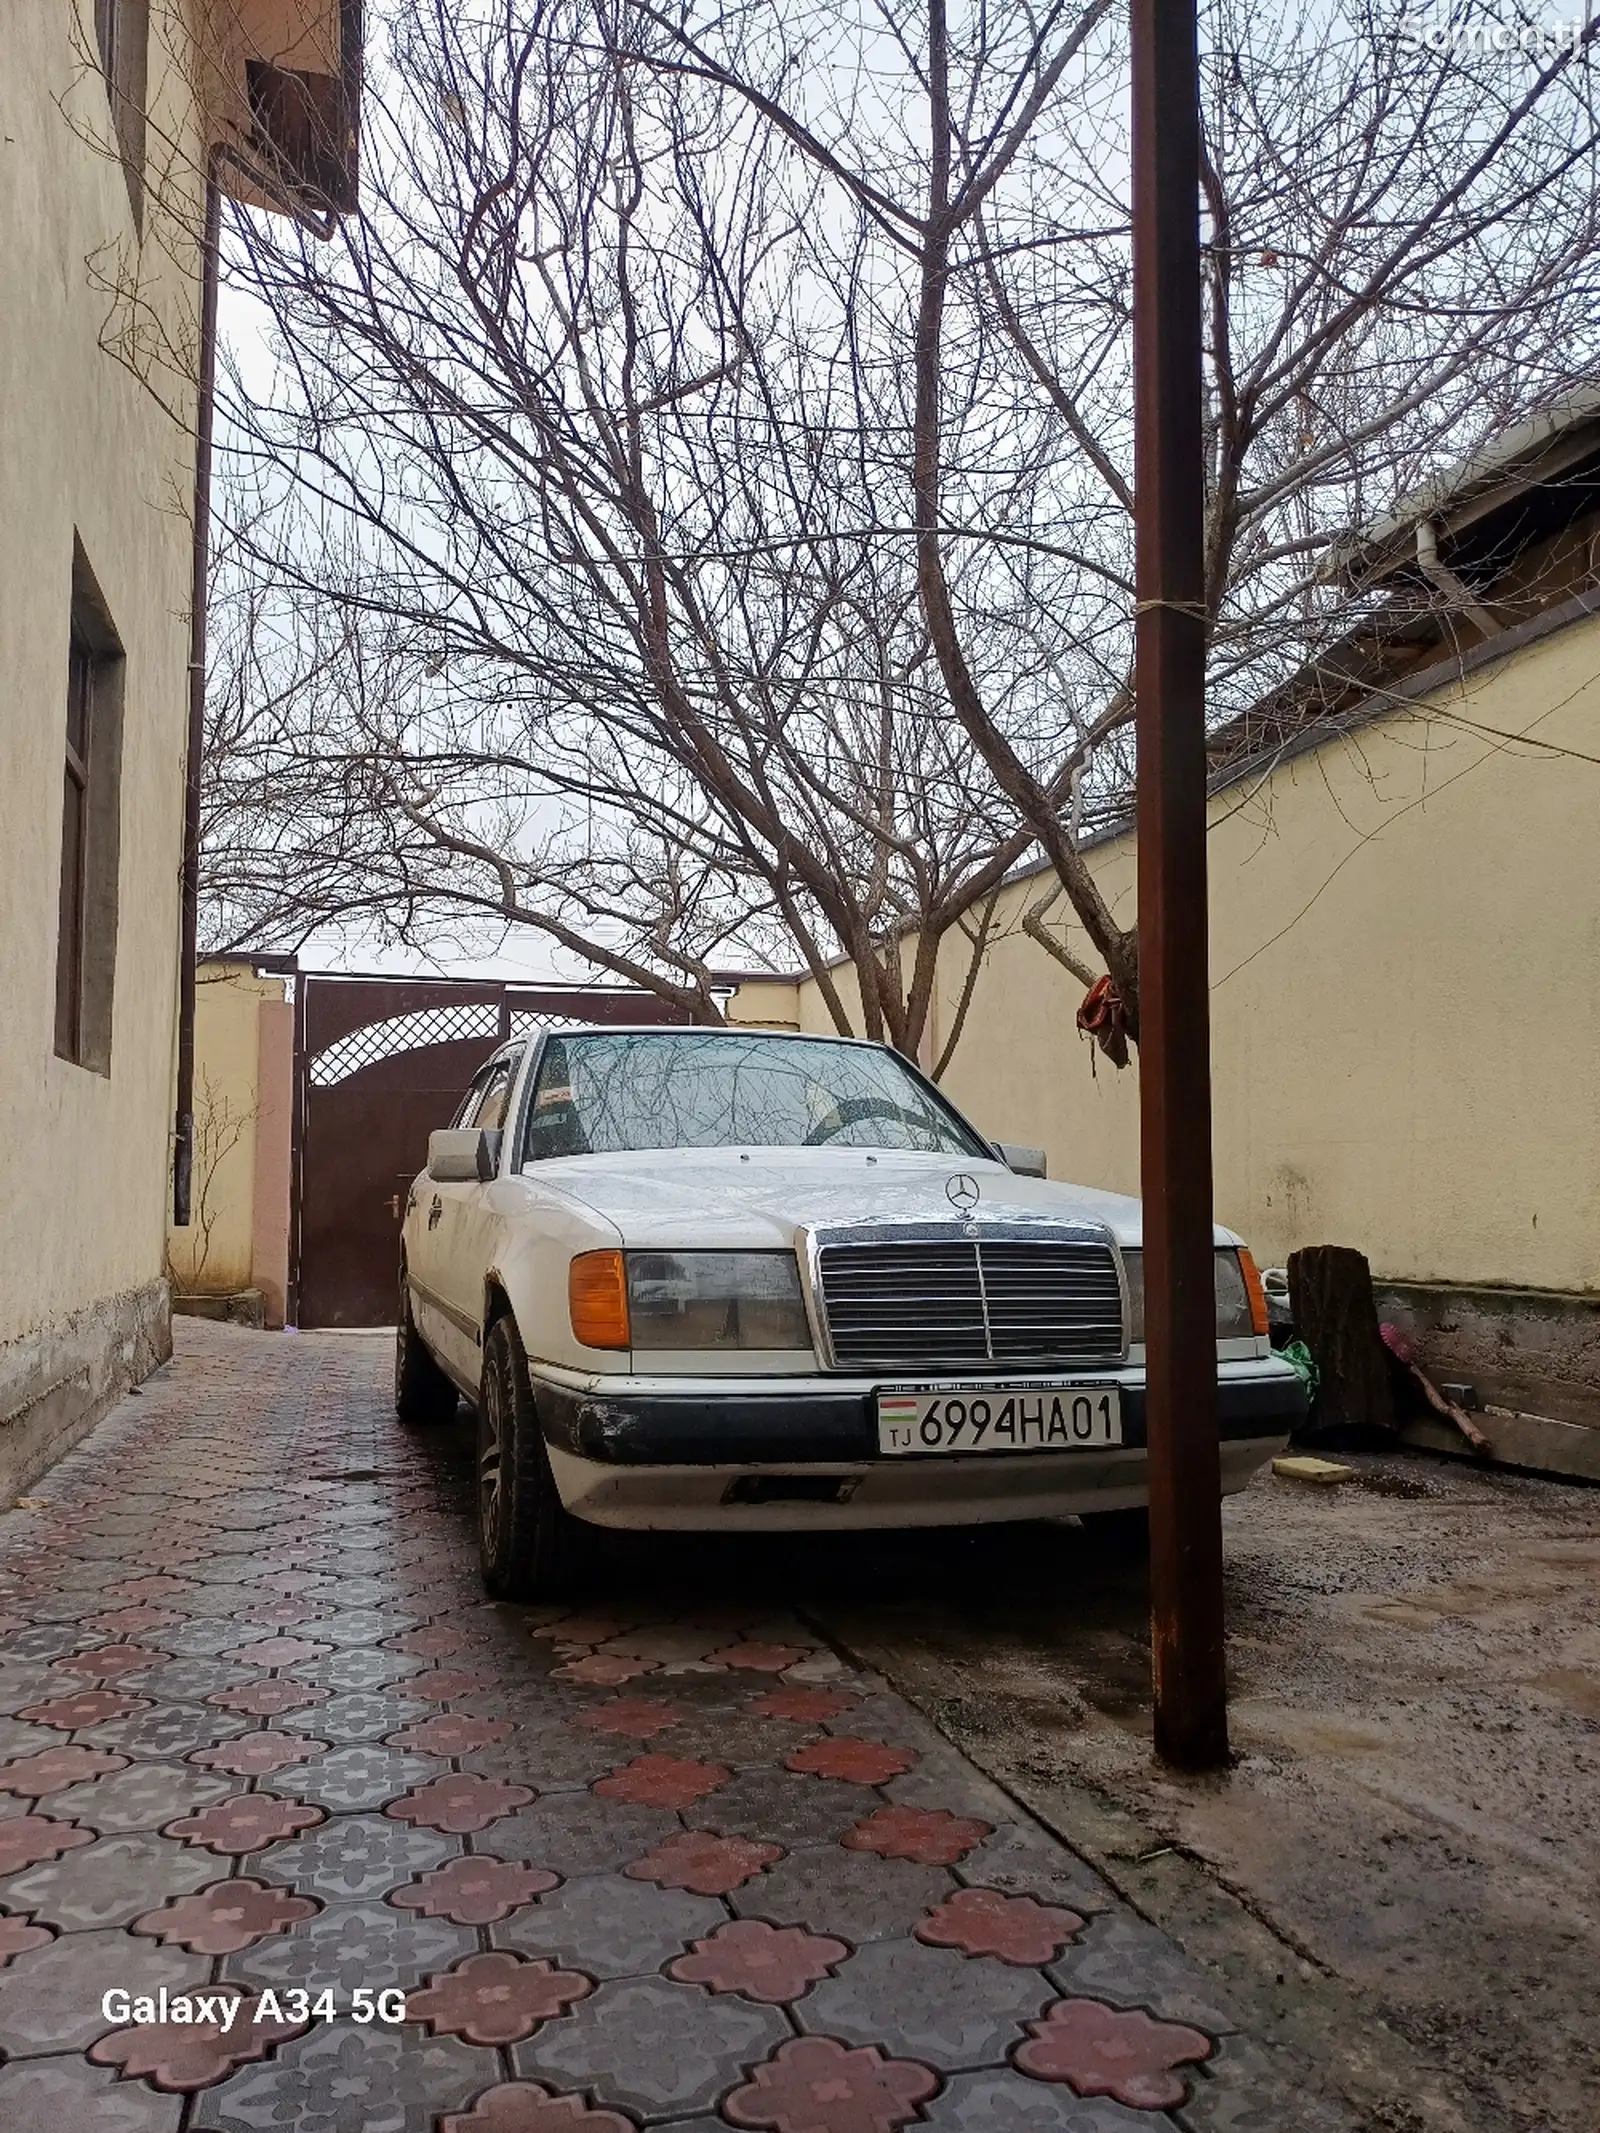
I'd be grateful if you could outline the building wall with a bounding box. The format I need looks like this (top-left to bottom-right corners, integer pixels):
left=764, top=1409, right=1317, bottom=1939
left=0, top=0, right=209, bottom=1491
left=743, top=611, right=1600, bottom=1302
left=165, top=963, right=292, bottom=1313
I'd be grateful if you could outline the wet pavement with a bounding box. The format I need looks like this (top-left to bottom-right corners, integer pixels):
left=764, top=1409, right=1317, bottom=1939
left=0, top=1323, right=1336, bottom=2130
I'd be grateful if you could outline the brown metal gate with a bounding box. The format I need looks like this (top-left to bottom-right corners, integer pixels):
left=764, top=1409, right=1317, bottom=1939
left=291, top=976, right=686, bottom=1328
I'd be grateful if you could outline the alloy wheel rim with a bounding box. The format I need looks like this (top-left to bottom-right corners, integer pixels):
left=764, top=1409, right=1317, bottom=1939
left=479, top=1363, right=504, bottom=1538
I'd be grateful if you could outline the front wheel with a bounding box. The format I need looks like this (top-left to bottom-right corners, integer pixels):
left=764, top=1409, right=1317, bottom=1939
left=476, top=1316, right=594, bottom=1601
left=395, top=1279, right=458, bottom=1427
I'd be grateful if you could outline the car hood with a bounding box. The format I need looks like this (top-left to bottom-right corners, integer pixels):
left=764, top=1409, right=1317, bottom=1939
left=521, top=1145, right=1241, bottom=1250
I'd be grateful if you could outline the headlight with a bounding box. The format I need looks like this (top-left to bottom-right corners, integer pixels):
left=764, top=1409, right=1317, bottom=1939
left=1121, top=1247, right=1267, bottom=1343
left=626, top=1252, right=811, bottom=1351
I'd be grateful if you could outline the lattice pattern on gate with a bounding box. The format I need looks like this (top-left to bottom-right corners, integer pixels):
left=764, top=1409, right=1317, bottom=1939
left=308, top=1004, right=590, bottom=1087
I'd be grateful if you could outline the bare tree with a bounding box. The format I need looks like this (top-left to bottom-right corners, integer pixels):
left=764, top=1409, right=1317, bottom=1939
left=213, top=0, right=1600, bottom=1051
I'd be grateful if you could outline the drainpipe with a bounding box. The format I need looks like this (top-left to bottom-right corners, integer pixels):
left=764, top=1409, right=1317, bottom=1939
left=1416, top=517, right=1501, bottom=638
left=173, top=166, right=222, bottom=1229
left=173, top=147, right=339, bottom=1227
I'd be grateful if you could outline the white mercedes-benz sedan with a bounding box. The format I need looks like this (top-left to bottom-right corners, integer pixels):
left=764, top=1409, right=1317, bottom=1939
left=396, top=1025, right=1303, bottom=1597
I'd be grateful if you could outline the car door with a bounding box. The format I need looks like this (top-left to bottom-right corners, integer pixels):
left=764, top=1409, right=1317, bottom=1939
left=426, top=1045, right=524, bottom=1388
left=406, top=1053, right=502, bottom=1379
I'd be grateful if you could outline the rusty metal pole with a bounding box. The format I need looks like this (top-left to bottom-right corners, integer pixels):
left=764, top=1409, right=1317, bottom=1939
left=1131, top=0, right=1229, bottom=1769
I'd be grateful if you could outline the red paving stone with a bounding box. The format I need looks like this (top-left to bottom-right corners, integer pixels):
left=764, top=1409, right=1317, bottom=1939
left=389, top=1854, right=560, bottom=1924
left=17, top=1688, right=151, bottom=1728
left=0, top=1326, right=1272, bottom=2130
left=706, top=1642, right=811, bottom=1672
left=748, top=1687, right=860, bottom=1722
left=723, top=2036, right=939, bottom=2132
left=408, top=1951, right=593, bottom=2043
left=915, top=1886, right=1085, bottom=1964
left=130, top=1878, right=320, bottom=1953
left=594, top=1753, right=731, bottom=1808
left=1013, top=1997, right=1213, bottom=2108
left=207, top=1680, right=331, bottom=1716
left=439, top=2084, right=634, bottom=2131
left=88, top=1991, right=308, bottom=2090
left=841, top=1804, right=992, bottom=1865
left=785, top=1737, right=916, bottom=1785
left=386, top=1772, right=535, bottom=1833
left=165, top=1794, right=325, bottom=1855
left=626, top=1829, right=784, bottom=1894
left=50, top=1643, right=165, bottom=1681
left=188, top=1731, right=329, bottom=1776
left=576, top=1696, right=689, bottom=1739
left=0, top=1814, right=97, bottom=1874
left=0, top=1744, right=129, bottom=1794
left=669, top=1918, right=848, bottom=2002
left=0, top=1915, right=54, bottom=1965
left=388, top=1712, right=514, bottom=1755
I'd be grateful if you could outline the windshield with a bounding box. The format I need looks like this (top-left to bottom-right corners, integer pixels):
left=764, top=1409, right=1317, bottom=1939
left=521, top=1032, right=989, bottom=1161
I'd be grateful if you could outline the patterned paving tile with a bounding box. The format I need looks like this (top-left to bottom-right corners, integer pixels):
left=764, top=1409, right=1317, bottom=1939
left=165, top=1795, right=325, bottom=1856
left=289, top=1648, right=428, bottom=1693
left=207, top=1681, right=331, bottom=1719
left=515, top=1973, right=789, bottom=2120
left=699, top=1768, right=869, bottom=1847
left=722, top=2035, right=939, bottom=2133
left=392, top=1854, right=559, bottom=1926
left=264, top=1743, right=443, bottom=1812
left=2, top=1827, right=221, bottom=1929
left=786, top=1736, right=917, bottom=1785
left=0, top=1912, right=53, bottom=1963
left=495, top=1794, right=679, bottom=1877
left=732, top=1841, right=955, bottom=1944
left=844, top=1805, right=992, bottom=1866
left=0, top=1922, right=195, bottom=2055
left=224, top=1896, right=475, bottom=1995
left=1170, top=2033, right=1362, bottom=2133
left=387, top=1712, right=513, bottom=1756
left=668, top=1918, right=848, bottom=2003
left=49, top=1761, right=237, bottom=1839
left=16, top=1687, right=152, bottom=1729
left=956, top=1824, right=1114, bottom=1915
left=920, top=2068, right=1160, bottom=2130
left=0, top=2050, right=184, bottom=2129
left=1046, top=1910, right=1240, bottom=2034
left=0, top=1811, right=98, bottom=1876
left=89, top=1987, right=309, bottom=2090
left=310, top=1691, right=433, bottom=1741
left=799, top=1935, right=1055, bottom=2071
left=189, top=2010, right=498, bottom=2130
left=410, top=1950, right=594, bottom=2044
left=189, top=1731, right=329, bottom=1777
left=594, top=1753, right=730, bottom=1809
left=262, top=1811, right=459, bottom=1900
left=83, top=1704, right=253, bottom=1762
left=0, top=1742, right=129, bottom=1794
left=1014, top=1998, right=1213, bottom=2109
left=386, top=1771, right=534, bottom=1832
left=918, top=1888, right=1086, bottom=1966
left=131, top=1877, right=319, bottom=1953
left=437, top=2082, right=634, bottom=2132
left=495, top=1871, right=726, bottom=1978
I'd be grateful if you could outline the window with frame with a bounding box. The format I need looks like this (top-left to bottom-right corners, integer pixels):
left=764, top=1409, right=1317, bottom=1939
left=54, top=544, right=125, bottom=1075
left=92, top=0, right=150, bottom=228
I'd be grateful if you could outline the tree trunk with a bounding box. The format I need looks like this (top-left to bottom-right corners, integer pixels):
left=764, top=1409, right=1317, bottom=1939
left=1287, top=1245, right=1396, bottom=1435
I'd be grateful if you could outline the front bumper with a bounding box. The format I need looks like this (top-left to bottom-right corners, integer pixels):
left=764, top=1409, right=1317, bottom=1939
left=530, top=1358, right=1303, bottom=1531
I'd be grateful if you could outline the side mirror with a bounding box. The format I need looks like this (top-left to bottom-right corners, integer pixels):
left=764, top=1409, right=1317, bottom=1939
left=427, top=1128, right=502, bottom=1184
left=995, top=1141, right=1047, bottom=1178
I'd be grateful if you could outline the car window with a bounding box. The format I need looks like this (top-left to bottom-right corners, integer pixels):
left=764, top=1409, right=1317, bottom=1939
left=449, top=1062, right=497, bottom=1129
left=521, top=1032, right=988, bottom=1161
left=463, top=1051, right=521, bottom=1132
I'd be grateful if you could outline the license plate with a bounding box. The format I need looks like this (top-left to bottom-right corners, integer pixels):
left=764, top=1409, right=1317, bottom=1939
left=876, top=1384, right=1123, bottom=1456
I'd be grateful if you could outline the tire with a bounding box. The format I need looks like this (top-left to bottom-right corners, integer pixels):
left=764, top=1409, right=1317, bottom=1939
left=394, top=1278, right=459, bottom=1427
left=476, top=1315, right=594, bottom=1601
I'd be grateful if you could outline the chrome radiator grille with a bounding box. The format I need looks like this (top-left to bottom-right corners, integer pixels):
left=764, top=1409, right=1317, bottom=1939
left=817, top=1234, right=1125, bottom=1371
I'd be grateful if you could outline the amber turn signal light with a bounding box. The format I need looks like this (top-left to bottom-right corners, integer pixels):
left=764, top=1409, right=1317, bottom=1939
left=569, top=1250, right=630, bottom=1349
left=1238, top=1248, right=1270, bottom=1338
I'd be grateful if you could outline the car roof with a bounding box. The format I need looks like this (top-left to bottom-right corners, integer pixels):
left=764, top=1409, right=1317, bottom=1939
left=534, top=1025, right=889, bottom=1050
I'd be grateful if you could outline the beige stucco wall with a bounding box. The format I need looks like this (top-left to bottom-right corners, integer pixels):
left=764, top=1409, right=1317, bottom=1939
left=749, top=613, right=1600, bottom=1296
left=166, top=962, right=289, bottom=1298
left=0, top=1, right=212, bottom=1484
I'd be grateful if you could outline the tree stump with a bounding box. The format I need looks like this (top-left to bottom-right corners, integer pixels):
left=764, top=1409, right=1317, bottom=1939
left=1287, top=1245, right=1396, bottom=1435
